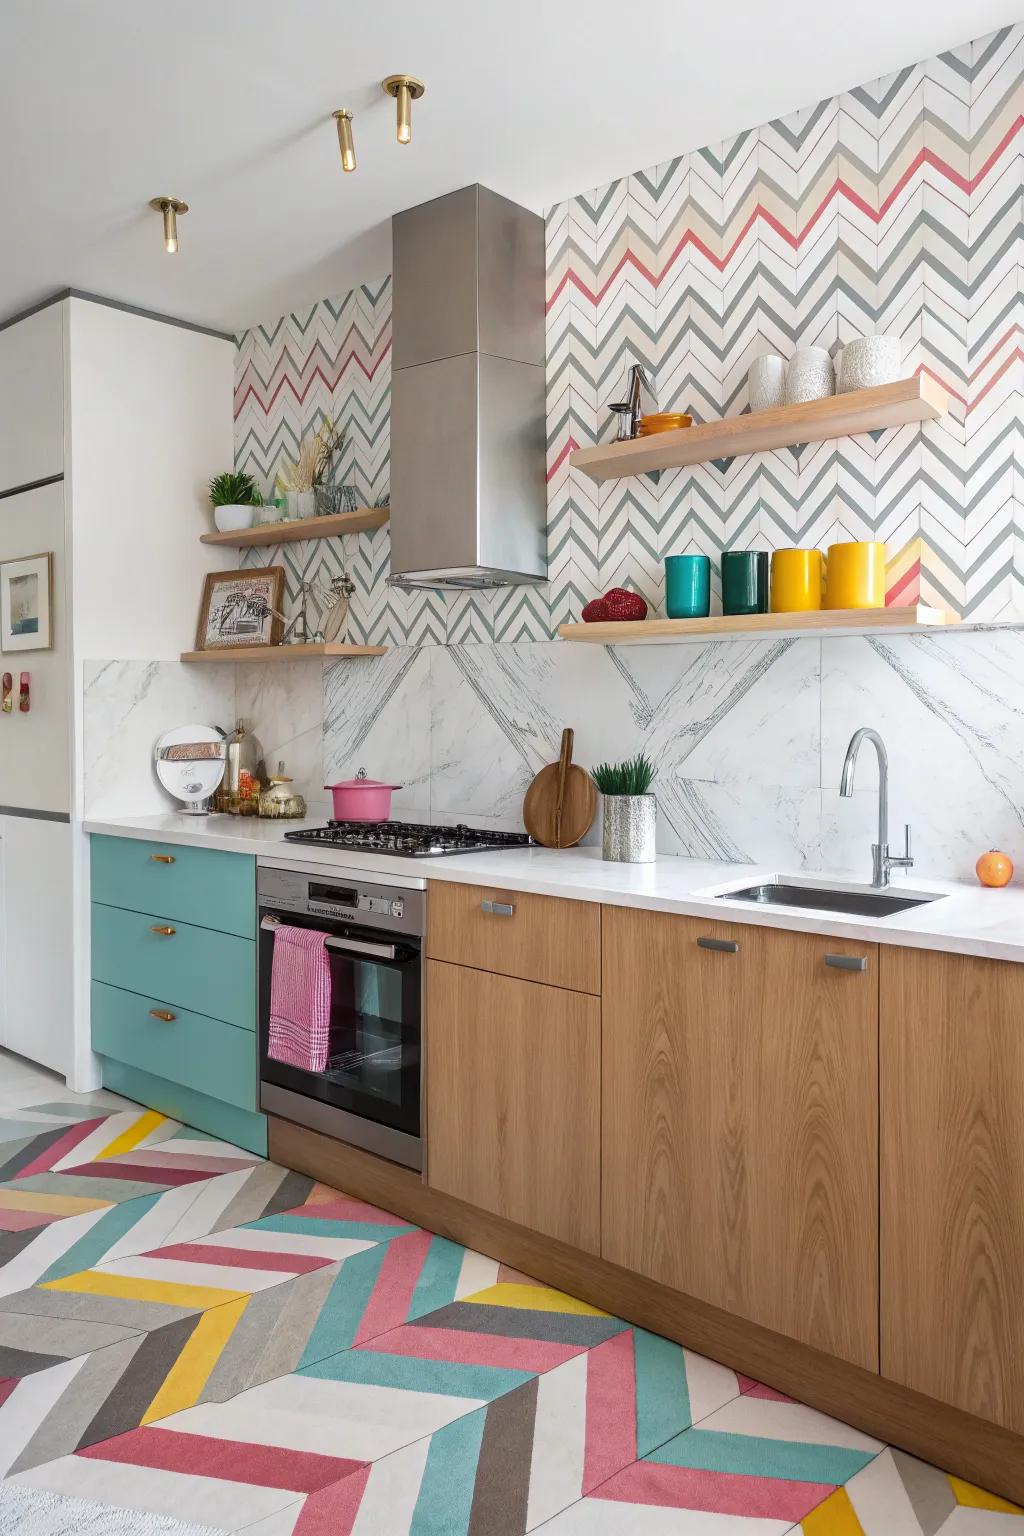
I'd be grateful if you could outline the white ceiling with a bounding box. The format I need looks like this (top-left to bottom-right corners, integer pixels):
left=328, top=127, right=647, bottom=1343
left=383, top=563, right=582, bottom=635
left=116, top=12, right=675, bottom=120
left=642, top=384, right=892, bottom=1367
left=1, top=0, right=1016, bottom=332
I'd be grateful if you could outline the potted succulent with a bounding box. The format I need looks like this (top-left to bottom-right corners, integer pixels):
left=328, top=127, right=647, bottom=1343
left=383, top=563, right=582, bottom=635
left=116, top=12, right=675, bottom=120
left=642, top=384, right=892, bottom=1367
left=592, top=752, right=657, bottom=863
left=209, top=470, right=263, bottom=533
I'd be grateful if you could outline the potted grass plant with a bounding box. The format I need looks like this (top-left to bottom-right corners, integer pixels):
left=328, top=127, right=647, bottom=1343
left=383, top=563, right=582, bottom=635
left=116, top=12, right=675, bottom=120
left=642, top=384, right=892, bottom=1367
left=209, top=470, right=263, bottom=533
left=592, top=752, right=657, bottom=863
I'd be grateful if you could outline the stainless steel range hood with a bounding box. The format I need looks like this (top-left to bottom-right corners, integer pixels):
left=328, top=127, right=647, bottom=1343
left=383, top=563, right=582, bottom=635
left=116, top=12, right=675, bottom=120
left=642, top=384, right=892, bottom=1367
left=388, top=184, right=547, bottom=590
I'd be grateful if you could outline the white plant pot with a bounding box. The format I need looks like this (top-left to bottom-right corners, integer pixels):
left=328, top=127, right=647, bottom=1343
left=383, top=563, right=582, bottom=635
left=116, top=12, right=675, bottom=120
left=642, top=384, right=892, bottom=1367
left=783, top=346, right=835, bottom=405
left=749, top=354, right=786, bottom=413
left=213, top=504, right=256, bottom=533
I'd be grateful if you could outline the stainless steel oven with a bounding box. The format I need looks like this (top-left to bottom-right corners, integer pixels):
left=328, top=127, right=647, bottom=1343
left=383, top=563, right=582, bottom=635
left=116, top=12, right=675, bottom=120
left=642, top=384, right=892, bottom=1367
left=257, top=863, right=425, bottom=1169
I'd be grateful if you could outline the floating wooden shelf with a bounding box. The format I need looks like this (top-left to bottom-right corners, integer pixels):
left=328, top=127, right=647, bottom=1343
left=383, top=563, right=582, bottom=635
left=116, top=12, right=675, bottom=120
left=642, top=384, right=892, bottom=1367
left=569, top=377, right=948, bottom=482
left=181, top=643, right=387, bottom=663
left=558, top=605, right=951, bottom=646
left=200, top=505, right=389, bottom=548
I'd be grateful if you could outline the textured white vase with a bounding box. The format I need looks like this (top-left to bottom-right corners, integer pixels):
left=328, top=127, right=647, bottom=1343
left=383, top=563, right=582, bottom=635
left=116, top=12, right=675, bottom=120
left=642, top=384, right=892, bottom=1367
left=784, top=346, right=835, bottom=405
left=836, top=335, right=902, bottom=393
left=213, top=504, right=256, bottom=533
left=749, top=355, right=786, bottom=413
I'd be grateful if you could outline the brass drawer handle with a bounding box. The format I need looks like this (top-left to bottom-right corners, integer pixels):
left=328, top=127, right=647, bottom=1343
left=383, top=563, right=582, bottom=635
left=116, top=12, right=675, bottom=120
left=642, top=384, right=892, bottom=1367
left=150, top=854, right=176, bottom=864
left=697, top=935, right=739, bottom=954
left=149, top=1008, right=176, bottom=1022
left=825, top=953, right=868, bottom=972
left=480, top=899, right=515, bottom=917
left=149, top=925, right=176, bottom=936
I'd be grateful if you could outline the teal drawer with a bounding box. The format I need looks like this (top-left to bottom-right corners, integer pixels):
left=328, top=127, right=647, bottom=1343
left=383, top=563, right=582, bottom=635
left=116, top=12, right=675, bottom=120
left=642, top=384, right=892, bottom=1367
left=92, top=981, right=258, bottom=1113
left=90, top=835, right=255, bottom=938
left=91, top=902, right=255, bottom=1030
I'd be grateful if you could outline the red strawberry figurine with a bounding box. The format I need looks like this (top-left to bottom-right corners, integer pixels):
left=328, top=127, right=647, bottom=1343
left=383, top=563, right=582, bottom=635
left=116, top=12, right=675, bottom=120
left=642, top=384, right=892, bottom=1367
left=581, top=597, right=611, bottom=622
left=602, top=587, right=648, bottom=621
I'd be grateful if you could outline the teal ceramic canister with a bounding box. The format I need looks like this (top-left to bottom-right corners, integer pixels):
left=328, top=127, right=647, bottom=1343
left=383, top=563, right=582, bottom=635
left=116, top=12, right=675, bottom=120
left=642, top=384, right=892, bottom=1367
left=721, top=550, right=769, bottom=616
left=665, top=555, right=712, bottom=619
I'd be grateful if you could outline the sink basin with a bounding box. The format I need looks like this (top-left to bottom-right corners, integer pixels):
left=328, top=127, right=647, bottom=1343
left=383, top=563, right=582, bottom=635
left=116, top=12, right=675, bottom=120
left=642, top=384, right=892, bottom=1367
left=717, top=881, right=941, bottom=918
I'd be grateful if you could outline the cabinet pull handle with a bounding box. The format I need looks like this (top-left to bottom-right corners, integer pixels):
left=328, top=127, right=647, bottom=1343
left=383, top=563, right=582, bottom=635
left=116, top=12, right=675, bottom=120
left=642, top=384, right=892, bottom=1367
left=150, top=854, right=176, bottom=864
left=149, top=1008, right=176, bottom=1022
left=149, top=925, right=176, bottom=936
left=825, top=953, right=868, bottom=972
left=697, top=936, right=739, bottom=953
left=480, top=899, right=515, bottom=917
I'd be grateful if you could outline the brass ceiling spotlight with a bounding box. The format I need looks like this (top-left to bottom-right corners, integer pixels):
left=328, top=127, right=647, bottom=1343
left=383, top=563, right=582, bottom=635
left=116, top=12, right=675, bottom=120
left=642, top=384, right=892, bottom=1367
left=332, top=109, right=357, bottom=173
left=148, top=196, right=189, bottom=254
left=382, top=75, right=425, bottom=144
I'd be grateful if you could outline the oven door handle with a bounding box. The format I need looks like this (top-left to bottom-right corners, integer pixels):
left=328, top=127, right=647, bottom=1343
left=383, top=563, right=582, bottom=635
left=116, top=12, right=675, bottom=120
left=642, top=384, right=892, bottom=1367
left=325, top=935, right=398, bottom=960
left=261, top=916, right=398, bottom=962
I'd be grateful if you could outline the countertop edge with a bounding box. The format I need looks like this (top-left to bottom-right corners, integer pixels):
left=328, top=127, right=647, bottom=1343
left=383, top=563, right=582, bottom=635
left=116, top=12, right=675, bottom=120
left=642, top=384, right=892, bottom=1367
left=84, top=816, right=1024, bottom=965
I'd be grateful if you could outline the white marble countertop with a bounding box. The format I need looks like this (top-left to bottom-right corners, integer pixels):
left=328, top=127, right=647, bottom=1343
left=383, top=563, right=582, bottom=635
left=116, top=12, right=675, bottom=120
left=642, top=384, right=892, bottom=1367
left=84, top=812, right=1024, bottom=963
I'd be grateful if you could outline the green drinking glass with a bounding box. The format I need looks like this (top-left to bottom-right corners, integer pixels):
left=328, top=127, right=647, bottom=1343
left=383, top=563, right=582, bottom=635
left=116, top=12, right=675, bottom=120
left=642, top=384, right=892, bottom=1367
left=721, top=550, right=769, bottom=616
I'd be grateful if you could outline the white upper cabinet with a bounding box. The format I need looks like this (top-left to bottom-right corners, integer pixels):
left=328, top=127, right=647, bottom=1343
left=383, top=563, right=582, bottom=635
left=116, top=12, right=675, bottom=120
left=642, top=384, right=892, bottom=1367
left=0, top=303, right=64, bottom=493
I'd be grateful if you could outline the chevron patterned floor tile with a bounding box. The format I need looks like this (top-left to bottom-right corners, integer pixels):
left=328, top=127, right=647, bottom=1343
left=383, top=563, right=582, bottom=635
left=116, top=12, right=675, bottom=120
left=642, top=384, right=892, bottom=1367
left=4, top=1425, right=370, bottom=1533
left=221, top=1226, right=501, bottom=1369
left=801, top=1447, right=1024, bottom=1532
left=328, top=1328, right=745, bottom=1536
left=1, top=1070, right=1019, bottom=1532
left=647, top=1391, right=883, bottom=1484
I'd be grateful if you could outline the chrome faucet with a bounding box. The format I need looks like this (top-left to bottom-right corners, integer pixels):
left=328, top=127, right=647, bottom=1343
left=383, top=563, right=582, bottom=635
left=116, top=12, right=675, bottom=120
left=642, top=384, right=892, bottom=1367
left=839, top=727, right=913, bottom=888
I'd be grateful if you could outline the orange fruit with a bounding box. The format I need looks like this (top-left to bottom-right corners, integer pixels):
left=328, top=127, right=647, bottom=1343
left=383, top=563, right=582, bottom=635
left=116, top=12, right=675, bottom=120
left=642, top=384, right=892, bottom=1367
left=976, top=849, right=1013, bottom=887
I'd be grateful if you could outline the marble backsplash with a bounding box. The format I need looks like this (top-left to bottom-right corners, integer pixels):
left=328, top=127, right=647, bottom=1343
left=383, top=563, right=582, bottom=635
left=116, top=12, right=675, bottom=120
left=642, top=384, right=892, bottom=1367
left=85, top=631, right=1024, bottom=881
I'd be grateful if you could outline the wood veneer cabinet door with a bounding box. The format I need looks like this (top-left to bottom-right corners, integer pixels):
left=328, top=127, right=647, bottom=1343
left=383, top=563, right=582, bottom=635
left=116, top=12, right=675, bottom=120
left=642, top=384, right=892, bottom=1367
left=425, top=960, right=601, bottom=1252
left=426, top=881, right=600, bottom=994
left=602, top=908, right=879, bottom=1369
left=881, top=946, right=1024, bottom=1433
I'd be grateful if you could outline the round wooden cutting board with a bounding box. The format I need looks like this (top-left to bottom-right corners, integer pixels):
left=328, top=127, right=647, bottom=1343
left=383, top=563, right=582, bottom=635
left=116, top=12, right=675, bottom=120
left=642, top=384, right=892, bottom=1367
left=523, top=728, right=597, bottom=849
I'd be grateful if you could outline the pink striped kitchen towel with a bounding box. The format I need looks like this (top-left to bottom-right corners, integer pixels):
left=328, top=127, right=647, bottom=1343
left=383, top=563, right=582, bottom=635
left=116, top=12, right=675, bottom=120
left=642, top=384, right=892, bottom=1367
left=267, top=925, right=332, bottom=1072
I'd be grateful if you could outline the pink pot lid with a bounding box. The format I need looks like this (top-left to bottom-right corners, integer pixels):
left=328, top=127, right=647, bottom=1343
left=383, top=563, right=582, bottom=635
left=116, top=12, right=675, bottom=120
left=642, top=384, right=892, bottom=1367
left=324, top=768, right=403, bottom=791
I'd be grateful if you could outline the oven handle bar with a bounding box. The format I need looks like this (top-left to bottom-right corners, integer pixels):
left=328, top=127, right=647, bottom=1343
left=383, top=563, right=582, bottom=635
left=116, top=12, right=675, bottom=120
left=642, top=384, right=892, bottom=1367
left=260, top=915, right=398, bottom=962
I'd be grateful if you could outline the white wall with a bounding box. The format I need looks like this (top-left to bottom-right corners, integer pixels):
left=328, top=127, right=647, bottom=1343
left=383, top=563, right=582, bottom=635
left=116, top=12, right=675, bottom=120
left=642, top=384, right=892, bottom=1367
left=0, top=479, right=71, bottom=815
left=66, top=299, right=235, bottom=666
left=0, top=814, right=73, bottom=1074
left=0, top=303, right=64, bottom=491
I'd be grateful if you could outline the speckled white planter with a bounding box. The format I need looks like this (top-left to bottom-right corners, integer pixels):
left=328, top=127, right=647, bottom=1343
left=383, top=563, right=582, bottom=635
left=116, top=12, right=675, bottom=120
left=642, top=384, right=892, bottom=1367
left=837, top=335, right=902, bottom=393
left=749, top=354, right=786, bottom=413
left=783, top=346, right=835, bottom=405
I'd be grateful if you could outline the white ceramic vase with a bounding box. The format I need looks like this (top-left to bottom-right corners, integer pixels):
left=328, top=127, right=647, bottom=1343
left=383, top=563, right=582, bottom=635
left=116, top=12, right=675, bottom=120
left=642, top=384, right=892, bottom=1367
left=213, top=504, right=256, bottom=534
left=836, top=335, right=902, bottom=393
left=749, top=355, right=786, bottom=413
left=783, top=346, right=835, bottom=405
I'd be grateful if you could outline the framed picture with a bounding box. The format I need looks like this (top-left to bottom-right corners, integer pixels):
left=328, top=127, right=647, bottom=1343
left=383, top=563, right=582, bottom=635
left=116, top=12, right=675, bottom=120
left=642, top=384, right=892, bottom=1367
left=195, top=567, right=286, bottom=651
left=0, top=552, right=53, bottom=652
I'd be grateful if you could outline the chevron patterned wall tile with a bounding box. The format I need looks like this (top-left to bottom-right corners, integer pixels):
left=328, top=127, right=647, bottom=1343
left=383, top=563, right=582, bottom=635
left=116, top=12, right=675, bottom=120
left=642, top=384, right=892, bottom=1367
left=234, top=24, right=1024, bottom=640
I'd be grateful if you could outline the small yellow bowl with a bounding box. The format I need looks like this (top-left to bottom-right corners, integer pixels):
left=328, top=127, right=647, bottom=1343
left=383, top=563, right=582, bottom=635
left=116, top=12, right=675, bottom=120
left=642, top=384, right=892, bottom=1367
left=637, top=413, right=692, bottom=435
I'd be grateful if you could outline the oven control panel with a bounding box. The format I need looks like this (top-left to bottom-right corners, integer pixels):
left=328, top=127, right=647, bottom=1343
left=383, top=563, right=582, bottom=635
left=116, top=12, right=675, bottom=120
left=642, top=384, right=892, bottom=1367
left=309, top=891, right=404, bottom=921
left=257, top=864, right=425, bottom=938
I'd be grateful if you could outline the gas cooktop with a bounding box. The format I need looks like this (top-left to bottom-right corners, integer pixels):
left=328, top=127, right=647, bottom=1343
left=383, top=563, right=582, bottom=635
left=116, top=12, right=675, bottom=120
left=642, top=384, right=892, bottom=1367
left=283, top=820, right=534, bottom=858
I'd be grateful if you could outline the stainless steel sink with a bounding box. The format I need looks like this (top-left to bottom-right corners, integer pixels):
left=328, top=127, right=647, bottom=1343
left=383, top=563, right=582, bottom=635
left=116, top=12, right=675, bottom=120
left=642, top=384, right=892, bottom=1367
left=717, top=882, right=940, bottom=918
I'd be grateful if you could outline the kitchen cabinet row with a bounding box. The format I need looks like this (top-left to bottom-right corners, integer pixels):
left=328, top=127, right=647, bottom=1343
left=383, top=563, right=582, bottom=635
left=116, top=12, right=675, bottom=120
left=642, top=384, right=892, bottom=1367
left=424, top=881, right=1024, bottom=1438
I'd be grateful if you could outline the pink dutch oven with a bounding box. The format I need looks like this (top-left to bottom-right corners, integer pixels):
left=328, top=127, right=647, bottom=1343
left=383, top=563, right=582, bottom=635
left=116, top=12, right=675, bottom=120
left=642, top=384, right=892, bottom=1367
left=324, top=767, right=403, bottom=821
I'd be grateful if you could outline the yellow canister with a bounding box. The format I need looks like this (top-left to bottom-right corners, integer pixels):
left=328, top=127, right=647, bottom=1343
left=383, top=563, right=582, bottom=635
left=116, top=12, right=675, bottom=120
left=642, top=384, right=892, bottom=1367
left=824, top=540, right=886, bottom=609
left=770, top=548, right=823, bottom=612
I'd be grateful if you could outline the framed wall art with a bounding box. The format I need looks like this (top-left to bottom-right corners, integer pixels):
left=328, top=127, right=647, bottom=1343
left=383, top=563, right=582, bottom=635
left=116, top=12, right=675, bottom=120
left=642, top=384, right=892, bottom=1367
left=195, top=566, right=286, bottom=651
left=0, top=552, right=53, bottom=652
